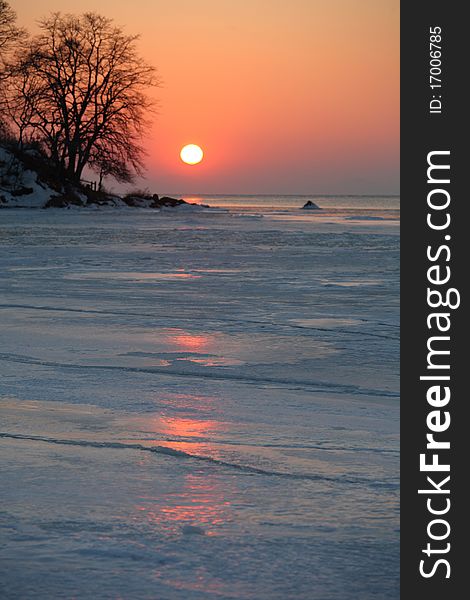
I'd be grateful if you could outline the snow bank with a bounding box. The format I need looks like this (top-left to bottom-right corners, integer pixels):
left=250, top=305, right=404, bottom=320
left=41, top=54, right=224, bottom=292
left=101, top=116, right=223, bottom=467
left=0, top=147, right=58, bottom=208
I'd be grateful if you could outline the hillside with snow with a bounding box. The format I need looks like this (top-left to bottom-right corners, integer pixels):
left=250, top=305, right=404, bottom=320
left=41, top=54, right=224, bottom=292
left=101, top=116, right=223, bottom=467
left=0, top=144, right=204, bottom=210
left=0, top=145, right=68, bottom=208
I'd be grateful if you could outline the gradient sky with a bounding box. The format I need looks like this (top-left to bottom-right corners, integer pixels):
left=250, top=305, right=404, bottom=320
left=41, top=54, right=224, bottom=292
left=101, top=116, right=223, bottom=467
left=13, top=0, right=399, bottom=195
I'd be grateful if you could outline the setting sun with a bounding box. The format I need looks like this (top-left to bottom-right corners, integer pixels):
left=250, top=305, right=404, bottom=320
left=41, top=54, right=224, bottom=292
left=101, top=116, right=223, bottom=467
left=180, top=144, right=204, bottom=165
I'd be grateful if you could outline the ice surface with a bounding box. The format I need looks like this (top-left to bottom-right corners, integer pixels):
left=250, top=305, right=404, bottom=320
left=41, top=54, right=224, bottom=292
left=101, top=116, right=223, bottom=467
left=0, top=206, right=399, bottom=599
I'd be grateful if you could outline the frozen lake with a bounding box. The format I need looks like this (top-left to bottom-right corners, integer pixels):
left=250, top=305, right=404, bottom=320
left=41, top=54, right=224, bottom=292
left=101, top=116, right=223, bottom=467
left=0, top=204, right=399, bottom=599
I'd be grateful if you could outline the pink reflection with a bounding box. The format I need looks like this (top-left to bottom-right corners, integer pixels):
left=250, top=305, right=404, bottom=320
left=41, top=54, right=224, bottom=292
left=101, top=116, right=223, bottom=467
left=163, top=328, right=242, bottom=365
left=143, top=473, right=231, bottom=534
left=160, top=415, right=221, bottom=439
left=170, top=331, right=212, bottom=352
left=134, top=412, right=232, bottom=536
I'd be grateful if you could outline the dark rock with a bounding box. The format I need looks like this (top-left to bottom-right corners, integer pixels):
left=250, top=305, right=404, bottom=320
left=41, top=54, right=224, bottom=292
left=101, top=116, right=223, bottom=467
left=157, top=196, right=186, bottom=207
left=11, top=186, right=34, bottom=197
left=44, top=193, right=84, bottom=208
left=84, top=188, right=117, bottom=205
left=124, top=197, right=135, bottom=206
left=302, top=200, right=321, bottom=210
left=122, top=193, right=157, bottom=208
left=44, top=196, right=69, bottom=208
left=181, top=524, right=205, bottom=536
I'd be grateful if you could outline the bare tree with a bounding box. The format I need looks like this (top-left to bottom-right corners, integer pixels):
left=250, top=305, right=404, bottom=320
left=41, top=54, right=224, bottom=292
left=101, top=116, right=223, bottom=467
left=0, top=1, right=26, bottom=133
left=8, top=12, right=158, bottom=183
left=0, top=1, right=25, bottom=55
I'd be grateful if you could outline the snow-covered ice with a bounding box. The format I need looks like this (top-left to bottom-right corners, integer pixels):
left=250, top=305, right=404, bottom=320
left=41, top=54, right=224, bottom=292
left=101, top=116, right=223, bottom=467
left=0, top=202, right=399, bottom=599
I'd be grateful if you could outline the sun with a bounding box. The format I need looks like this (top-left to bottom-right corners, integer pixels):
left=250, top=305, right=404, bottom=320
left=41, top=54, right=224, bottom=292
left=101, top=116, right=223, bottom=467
left=180, top=144, right=204, bottom=165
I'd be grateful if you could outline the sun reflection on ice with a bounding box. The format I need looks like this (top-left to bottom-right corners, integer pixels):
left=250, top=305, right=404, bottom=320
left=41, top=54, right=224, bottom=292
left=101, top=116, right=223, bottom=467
left=131, top=399, right=232, bottom=536
left=128, top=390, right=235, bottom=536
left=159, top=415, right=221, bottom=439
left=162, top=329, right=245, bottom=366
left=170, top=331, right=212, bottom=352
left=137, top=473, right=232, bottom=536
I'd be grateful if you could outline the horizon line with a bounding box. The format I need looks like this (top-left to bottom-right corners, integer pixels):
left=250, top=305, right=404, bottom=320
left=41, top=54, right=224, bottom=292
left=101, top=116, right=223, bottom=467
left=155, top=192, right=401, bottom=198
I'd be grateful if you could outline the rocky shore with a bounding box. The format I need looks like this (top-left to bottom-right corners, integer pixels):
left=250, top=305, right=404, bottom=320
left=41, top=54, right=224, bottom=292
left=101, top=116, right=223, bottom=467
left=0, top=145, right=206, bottom=210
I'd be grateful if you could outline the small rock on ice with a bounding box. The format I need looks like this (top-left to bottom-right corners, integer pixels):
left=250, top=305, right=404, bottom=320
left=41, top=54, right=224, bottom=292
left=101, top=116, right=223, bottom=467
left=181, top=524, right=206, bottom=536
left=302, top=200, right=321, bottom=210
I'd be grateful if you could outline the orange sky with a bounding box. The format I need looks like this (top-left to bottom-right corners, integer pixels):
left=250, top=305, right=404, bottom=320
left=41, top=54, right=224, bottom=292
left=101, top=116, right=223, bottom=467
left=13, top=0, right=399, bottom=194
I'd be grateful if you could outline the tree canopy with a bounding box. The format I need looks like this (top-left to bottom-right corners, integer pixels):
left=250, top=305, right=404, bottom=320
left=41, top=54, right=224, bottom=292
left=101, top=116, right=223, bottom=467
left=0, top=0, right=24, bottom=54
left=1, top=7, right=158, bottom=186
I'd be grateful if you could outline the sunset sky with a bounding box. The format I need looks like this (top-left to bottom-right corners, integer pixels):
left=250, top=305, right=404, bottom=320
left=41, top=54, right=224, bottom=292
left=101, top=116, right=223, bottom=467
left=13, top=0, right=399, bottom=195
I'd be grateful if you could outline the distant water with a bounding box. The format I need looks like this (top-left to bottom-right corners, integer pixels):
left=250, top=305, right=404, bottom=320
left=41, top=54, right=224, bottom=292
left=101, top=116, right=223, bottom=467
left=181, top=194, right=400, bottom=219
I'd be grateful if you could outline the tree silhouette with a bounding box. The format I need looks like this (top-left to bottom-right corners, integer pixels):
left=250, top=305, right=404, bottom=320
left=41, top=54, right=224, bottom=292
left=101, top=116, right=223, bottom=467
left=0, top=1, right=25, bottom=133
left=0, top=1, right=24, bottom=55
left=7, top=12, right=158, bottom=184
